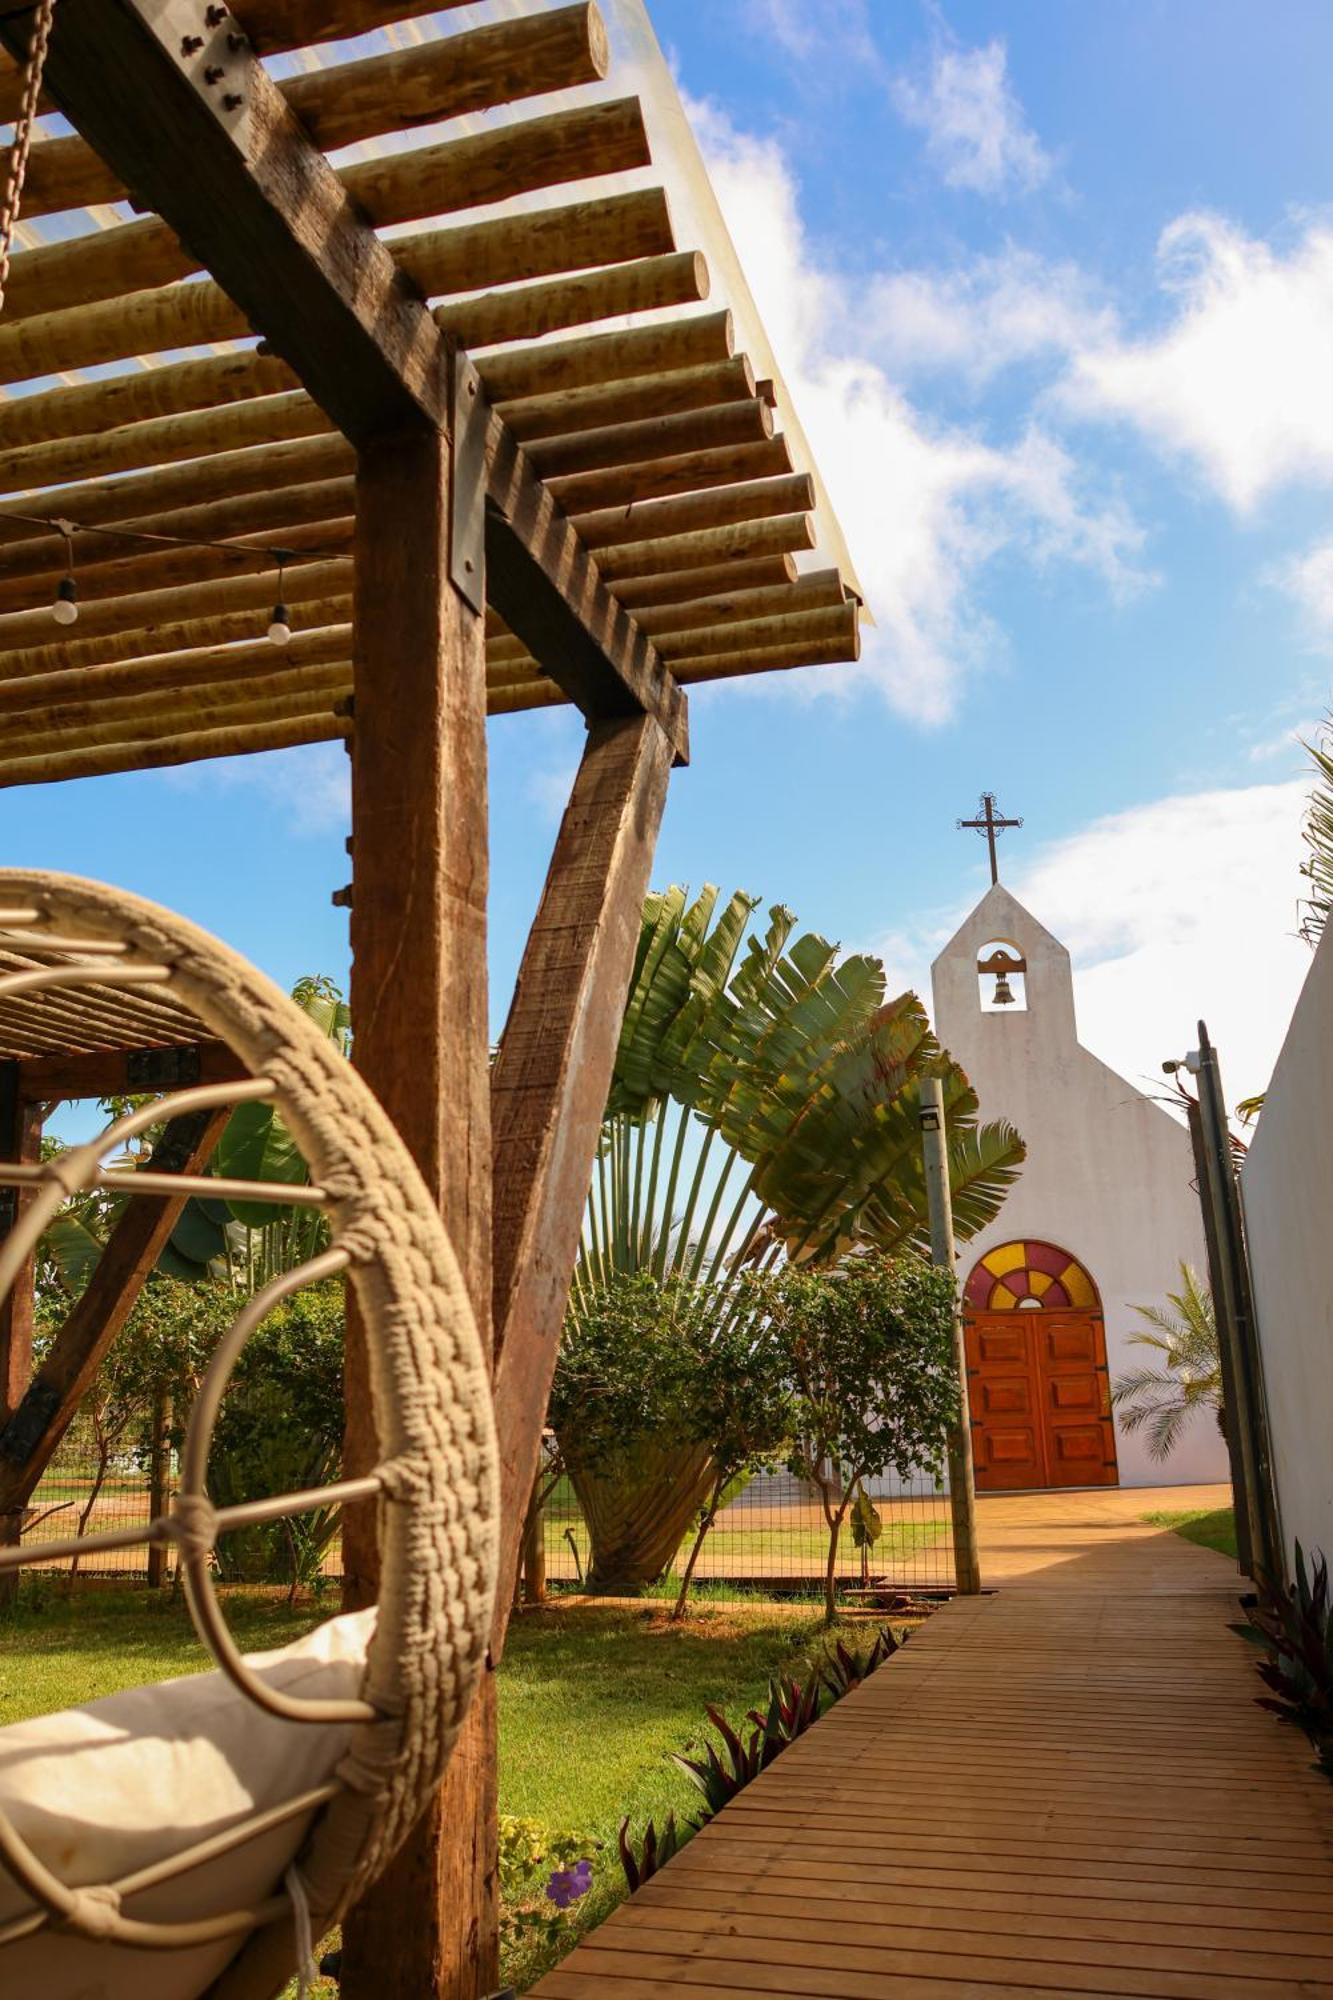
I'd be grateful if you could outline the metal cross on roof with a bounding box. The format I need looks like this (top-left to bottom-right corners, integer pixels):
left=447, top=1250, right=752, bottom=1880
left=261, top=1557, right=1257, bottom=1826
left=958, top=792, right=1023, bottom=886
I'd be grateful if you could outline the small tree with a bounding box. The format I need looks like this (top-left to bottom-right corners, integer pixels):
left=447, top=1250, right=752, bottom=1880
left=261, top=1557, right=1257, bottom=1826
left=550, top=1274, right=716, bottom=1593
left=670, top=1295, right=793, bottom=1620
left=767, top=1256, right=958, bottom=1623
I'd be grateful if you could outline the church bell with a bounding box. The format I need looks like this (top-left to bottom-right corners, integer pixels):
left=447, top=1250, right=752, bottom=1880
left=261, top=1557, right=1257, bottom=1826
left=992, top=968, right=1016, bottom=1006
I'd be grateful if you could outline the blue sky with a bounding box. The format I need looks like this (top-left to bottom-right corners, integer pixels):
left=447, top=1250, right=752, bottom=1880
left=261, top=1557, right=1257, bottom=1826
left=10, top=0, right=1333, bottom=1114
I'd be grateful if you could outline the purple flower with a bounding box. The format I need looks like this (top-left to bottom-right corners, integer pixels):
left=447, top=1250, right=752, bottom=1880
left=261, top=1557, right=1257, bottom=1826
left=544, top=1858, right=593, bottom=1910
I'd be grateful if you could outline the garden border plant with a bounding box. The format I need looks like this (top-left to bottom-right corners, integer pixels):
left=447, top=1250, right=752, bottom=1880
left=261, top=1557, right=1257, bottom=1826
left=1235, top=1542, right=1333, bottom=1777
left=618, top=1621, right=902, bottom=1885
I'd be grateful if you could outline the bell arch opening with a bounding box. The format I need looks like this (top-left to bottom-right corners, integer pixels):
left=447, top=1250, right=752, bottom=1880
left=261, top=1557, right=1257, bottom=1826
left=977, top=938, right=1027, bottom=1012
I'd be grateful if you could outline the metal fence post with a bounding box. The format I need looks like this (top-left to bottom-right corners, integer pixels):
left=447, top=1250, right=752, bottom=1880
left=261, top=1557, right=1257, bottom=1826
left=920, top=1077, right=982, bottom=1594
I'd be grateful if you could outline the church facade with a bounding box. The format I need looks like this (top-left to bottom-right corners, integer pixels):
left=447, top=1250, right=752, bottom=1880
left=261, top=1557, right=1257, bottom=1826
left=931, top=877, right=1228, bottom=1491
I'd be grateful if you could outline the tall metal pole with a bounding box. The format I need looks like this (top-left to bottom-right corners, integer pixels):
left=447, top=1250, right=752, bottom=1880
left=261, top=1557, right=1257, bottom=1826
left=1192, top=1024, right=1282, bottom=1581
left=920, top=1077, right=982, bottom=1594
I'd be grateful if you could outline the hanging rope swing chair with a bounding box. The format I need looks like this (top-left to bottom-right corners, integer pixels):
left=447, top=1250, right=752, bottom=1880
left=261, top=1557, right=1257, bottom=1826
left=0, top=870, right=498, bottom=2000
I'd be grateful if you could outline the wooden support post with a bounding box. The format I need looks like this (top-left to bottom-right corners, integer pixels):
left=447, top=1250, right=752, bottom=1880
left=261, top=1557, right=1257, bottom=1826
left=341, top=422, right=493, bottom=2000
left=0, top=1107, right=228, bottom=1521
left=0, top=1064, right=41, bottom=1603
left=490, top=713, right=673, bottom=1649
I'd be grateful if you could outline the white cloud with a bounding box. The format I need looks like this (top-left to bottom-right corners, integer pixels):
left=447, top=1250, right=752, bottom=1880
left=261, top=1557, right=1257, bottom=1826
left=893, top=39, right=1051, bottom=197
left=1064, top=214, right=1333, bottom=511
left=877, top=781, right=1312, bottom=1105
left=862, top=250, right=1111, bottom=389
left=745, top=0, right=878, bottom=69
left=688, top=102, right=1146, bottom=723
left=1272, top=535, right=1333, bottom=647
left=163, top=742, right=350, bottom=836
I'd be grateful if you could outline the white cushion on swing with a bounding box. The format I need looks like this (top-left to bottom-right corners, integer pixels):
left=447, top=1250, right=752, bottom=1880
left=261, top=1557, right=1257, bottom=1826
left=0, top=1606, right=374, bottom=2000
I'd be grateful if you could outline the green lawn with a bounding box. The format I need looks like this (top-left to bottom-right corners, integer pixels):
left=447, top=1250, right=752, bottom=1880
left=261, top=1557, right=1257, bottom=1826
left=1144, top=1505, right=1239, bottom=1560
left=0, top=1583, right=889, bottom=1992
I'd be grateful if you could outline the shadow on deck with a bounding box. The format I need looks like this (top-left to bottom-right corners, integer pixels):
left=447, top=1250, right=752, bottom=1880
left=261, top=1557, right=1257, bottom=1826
left=532, top=1483, right=1333, bottom=1999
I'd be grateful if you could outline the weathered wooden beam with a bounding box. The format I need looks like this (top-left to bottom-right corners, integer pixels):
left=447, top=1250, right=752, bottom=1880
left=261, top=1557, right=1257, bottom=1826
left=14, top=1041, right=245, bottom=1102
left=490, top=714, right=673, bottom=1647
left=0, top=714, right=348, bottom=787
left=568, top=470, right=815, bottom=551
left=0, top=597, right=354, bottom=682
left=634, top=569, right=846, bottom=638
left=0, top=554, right=351, bottom=653
left=1, top=7, right=612, bottom=295
left=0, top=11, right=691, bottom=749
left=0, top=1066, right=41, bottom=1597
left=0, top=0, right=484, bottom=118
left=0, top=627, right=352, bottom=712
left=528, top=393, right=771, bottom=483
left=339, top=421, right=494, bottom=2000
left=484, top=409, right=689, bottom=760
left=595, top=509, right=816, bottom=581
left=611, top=552, right=798, bottom=608
left=0, top=1107, right=228, bottom=1514
left=0, top=677, right=349, bottom=760
left=0, top=395, right=336, bottom=499
left=0, top=435, right=348, bottom=546
left=0, top=509, right=352, bottom=614
left=0, top=1066, right=40, bottom=1428
left=0, top=311, right=734, bottom=458
left=0, top=188, right=675, bottom=386
left=0, top=475, right=353, bottom=592
left=2, top=57, right=644, bottom=230
left=0, top=386, right=764, bottom=584
left=0, top=3, right=450, bottom=440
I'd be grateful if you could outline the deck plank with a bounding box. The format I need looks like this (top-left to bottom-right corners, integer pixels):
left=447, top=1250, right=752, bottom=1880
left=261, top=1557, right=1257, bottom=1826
left=531, top=1488, right=1333, bottom=1998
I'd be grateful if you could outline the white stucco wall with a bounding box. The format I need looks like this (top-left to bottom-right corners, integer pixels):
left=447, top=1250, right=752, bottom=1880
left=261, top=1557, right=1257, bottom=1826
left=1241, top=930, right=1333, bottom=1566
left=931, top=883, right=1225, bottom=1489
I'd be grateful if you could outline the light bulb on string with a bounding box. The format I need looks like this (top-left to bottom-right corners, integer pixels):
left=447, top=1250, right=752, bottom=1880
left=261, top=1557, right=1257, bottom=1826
left=266, top=553, right=291, bottom=644
left=51, top=521, right=78, bottom=625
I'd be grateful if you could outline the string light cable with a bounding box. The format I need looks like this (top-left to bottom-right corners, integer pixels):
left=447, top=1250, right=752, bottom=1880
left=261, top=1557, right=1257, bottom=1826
left=0, top=511, right=345, bottom=639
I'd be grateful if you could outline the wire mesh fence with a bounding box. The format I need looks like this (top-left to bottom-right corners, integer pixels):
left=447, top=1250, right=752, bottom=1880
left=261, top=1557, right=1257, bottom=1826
left=525, top=1452, right=956, bottom=1610
left=21, top=1432, right=957, bottom=1607
left=21, top=1423, right=158, bottom=1578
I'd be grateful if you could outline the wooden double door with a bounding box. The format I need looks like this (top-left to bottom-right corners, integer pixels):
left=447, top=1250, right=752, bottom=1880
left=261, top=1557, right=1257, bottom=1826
left=965, top=1311, right=1118, bottom=1490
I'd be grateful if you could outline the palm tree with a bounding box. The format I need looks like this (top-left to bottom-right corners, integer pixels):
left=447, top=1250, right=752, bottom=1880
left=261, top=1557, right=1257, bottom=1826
left=560, top=885, right=1025, bottom=1593
left=1112, top=1263, right=1224, bottom=1460
left=1301, top=726, right=1333, bottom=947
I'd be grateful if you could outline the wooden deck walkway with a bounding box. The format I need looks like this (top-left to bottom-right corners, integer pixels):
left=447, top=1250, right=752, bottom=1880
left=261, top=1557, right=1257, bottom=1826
left=533, top=1486, right=1333, bottom=1999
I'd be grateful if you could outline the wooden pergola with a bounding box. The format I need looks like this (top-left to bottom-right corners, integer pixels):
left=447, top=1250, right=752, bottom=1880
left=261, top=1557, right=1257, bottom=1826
left=0, top=3, right=861, bottom=1994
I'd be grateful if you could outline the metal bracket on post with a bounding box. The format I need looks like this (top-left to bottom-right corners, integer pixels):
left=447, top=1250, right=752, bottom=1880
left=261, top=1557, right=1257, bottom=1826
left=450, top=349, right=488, bottom=614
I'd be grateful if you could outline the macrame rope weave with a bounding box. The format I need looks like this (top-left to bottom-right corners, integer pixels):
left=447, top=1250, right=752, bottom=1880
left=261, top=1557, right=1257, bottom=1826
left=0, top=871, right=499, bottom=1995
left=0, top=0, right=56, bottom=316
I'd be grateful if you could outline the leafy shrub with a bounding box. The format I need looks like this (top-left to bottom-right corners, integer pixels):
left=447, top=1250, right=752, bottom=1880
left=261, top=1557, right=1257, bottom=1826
left=207, top=1280, right=345, bottom=1587
left=748, top=1670, right=823, bottom=1766
left=822, top=1624, right=901, bottom=1700
left=498, top=1814, right=597, bottom=1947
left=1236, top=1543, right=1333, bottom=1775
left=618, top=1813, right=685, bottom=1891
left=670, top=1702, right=768, bottom=1824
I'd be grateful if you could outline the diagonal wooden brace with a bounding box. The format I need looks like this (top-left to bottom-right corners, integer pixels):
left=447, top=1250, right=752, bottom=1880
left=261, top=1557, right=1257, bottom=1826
left=490, top=709, right=674, bottom=1655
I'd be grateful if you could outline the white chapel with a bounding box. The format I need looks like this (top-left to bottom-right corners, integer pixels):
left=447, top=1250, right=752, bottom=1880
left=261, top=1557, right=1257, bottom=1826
left=931, top=801, right=1228, bottom=1491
